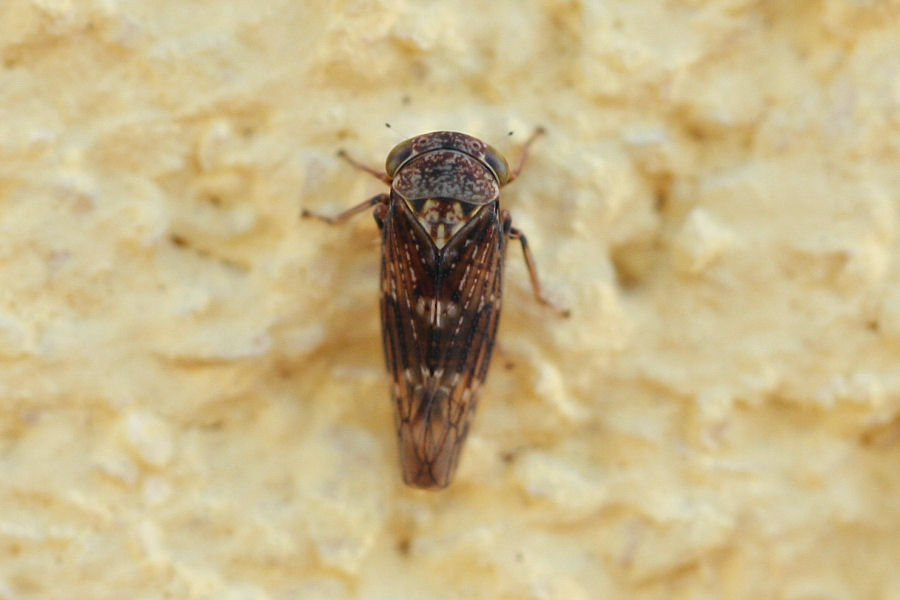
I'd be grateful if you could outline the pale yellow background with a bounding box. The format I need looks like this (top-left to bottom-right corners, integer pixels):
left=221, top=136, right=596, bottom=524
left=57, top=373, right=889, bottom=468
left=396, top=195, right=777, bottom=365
left=2, top=1, right=899, bottom=598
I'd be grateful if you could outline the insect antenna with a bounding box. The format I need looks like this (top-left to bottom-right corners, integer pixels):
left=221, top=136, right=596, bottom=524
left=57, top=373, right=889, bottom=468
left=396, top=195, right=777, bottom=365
left=384, top=122, right=411, bottom=143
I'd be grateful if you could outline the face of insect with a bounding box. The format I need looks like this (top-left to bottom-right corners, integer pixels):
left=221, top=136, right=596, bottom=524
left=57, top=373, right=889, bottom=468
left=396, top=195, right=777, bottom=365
left=388, top=132, right=510, bottom=249
left=386, top=131, right=510, bottom=184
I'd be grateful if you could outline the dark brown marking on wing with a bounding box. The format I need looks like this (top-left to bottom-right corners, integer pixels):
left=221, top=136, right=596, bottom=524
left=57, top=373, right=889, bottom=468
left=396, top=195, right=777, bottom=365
left=381, top=193, right=437, bottom=379
left=380, top=194, right=506, bottom=488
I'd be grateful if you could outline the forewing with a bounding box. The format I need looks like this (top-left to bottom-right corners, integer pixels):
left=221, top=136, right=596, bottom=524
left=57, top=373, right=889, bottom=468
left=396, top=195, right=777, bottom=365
left=434, top=203, right=505, bottom=387
left=380, top=195, right=437, bottom=381
left=380, top=198, right=505, bottom=488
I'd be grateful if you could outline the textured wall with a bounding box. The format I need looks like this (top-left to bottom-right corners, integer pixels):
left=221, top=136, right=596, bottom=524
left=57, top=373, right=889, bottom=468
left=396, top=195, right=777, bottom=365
left=2, top=1, right=899, bottom=598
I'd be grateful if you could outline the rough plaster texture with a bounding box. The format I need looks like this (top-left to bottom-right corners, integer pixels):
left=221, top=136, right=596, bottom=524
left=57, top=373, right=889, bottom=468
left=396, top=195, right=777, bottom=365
left=1, top=1, right=899, bottom=598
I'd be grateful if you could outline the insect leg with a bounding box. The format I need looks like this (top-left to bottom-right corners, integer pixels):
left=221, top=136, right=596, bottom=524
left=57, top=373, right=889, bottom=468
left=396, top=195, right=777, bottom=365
left=301, top=193, right=388, bottom=225
left=507, top=127, right=545, bottom=184
left=504, top=214, right=570, bottom=317
left=337, top=150, right=393, bottom=184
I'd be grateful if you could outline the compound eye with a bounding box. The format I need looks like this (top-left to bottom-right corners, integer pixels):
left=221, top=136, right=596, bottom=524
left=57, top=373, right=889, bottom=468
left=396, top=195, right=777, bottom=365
left=385, top=139, right=414, bottom=176
left=484, top=145, right=510, bottom=185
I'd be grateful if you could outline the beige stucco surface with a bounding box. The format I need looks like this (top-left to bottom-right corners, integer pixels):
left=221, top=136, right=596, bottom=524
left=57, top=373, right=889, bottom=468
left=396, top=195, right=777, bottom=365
left=2, top=0, right=900, bottom=598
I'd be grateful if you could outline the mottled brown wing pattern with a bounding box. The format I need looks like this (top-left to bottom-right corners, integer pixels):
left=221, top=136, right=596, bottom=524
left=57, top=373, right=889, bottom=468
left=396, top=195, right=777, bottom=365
left=380, top=196, right=505, bottom=488
left=434, top=202, right=505, bottom=384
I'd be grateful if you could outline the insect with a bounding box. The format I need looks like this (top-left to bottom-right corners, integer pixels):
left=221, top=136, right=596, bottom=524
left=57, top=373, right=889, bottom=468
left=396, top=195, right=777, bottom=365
left=303, top=130, right=566, bottom=489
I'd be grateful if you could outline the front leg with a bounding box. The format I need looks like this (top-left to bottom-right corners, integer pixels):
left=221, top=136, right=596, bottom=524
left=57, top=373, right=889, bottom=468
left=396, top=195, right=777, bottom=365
left=337, top=150, right=393, bottom=184
left=301, top=193, right=389, bottom=226
left=507, top=127, right=545, bottom=184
